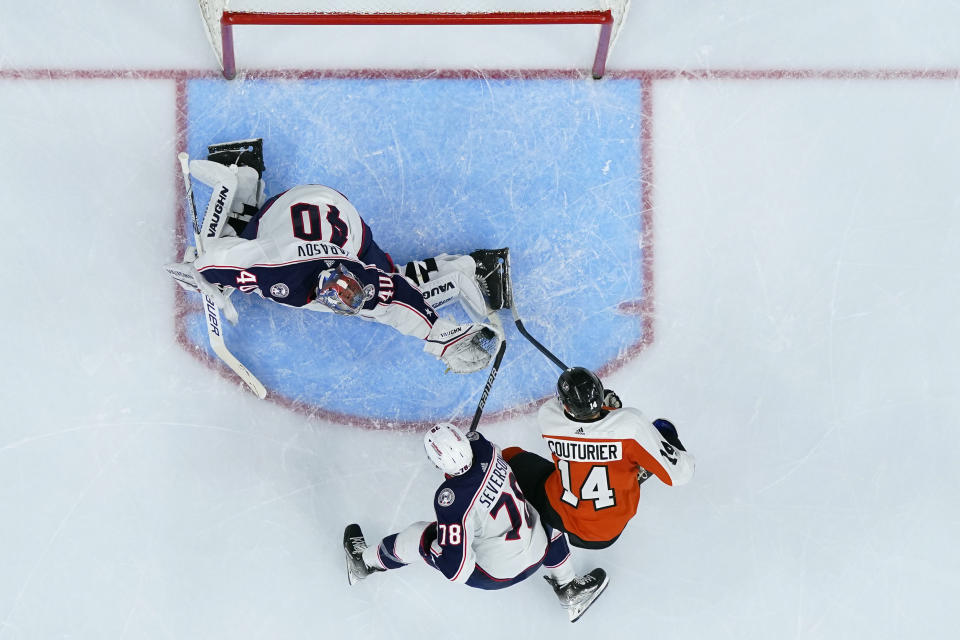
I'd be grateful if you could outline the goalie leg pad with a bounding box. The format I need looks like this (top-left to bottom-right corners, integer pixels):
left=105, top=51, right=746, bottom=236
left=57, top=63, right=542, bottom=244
left=403, top=254, right=491, bottom=321
left=189, top=162, right=240, bottom=243
left=402, top=254, right=476, bottom=286
left=207, top=138, right=266, bottom=212
left=418, top=270, right=489, bottom=323
left=403, top=257, right=438, bottom=285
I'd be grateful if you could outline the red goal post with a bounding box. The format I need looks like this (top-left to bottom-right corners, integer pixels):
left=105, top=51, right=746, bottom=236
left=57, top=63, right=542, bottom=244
left=196, top=0, right=631, bottom=80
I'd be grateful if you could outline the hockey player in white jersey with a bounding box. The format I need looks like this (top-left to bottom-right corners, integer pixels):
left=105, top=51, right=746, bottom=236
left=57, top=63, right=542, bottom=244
left=165, top=139, right=511, bottom=374
left=344, top=423, right=609, bottom=623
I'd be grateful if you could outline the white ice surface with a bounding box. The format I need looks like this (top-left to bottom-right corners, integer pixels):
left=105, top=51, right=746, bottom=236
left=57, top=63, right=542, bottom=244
left=1, top=2, right=959, bottom=639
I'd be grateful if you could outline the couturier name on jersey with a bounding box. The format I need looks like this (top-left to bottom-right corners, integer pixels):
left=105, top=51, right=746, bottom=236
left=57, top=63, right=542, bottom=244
left=545, top=438, right=623, bottom=462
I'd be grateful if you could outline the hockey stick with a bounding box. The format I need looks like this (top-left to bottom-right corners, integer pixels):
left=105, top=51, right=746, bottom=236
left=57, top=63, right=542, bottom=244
left=178, top=152, right=267, bottom=399
left=512, top=311, right=567, bottom=371
left=468, top=338, right=507, bottom=434
left=181, top=152, right=203, bottom=242
left=501, top=250, right=568, bottom=371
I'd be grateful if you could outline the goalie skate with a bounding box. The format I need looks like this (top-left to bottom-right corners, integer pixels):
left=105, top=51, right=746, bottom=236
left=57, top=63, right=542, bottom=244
left=343, top=524, right=384, bottom=586
left=207, top=138, right=264, bottom=176
left=545, top=568, right=609, bottom=623
left=470, top=248, right=512, bottom=311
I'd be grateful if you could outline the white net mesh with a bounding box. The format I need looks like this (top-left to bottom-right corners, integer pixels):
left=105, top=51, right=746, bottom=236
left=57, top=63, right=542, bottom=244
left=197, top=0, right=630, bottom=72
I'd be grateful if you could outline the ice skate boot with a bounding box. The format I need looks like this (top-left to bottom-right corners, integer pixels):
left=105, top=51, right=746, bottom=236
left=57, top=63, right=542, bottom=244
left=343, top=524, right=385, bottom=586
left=545, top=568, right=609, bottom=623
left=470, top=247, right=512, bottom=310
left=207, top=138, right=265, bottom=175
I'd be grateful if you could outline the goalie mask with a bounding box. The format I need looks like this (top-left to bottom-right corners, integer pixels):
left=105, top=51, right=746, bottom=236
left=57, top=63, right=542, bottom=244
left=557, top=367, right=604, bottom=419
left=316, top=264, right=375, bottom=315
left=424, top=422, right=473, bottom=476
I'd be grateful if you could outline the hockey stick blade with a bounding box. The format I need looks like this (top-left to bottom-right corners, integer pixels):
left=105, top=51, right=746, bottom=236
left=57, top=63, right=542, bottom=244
left=201, top=292, right=267, bottom=399
left=501, top=250, right=568, bottom=371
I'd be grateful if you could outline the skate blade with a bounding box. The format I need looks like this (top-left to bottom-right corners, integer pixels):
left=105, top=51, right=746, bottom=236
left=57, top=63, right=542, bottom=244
left=567, top=575, right=610, bottom=623
left=500, top=248, right=513, bottom=310
left=346, top=563, right=362, bottom=586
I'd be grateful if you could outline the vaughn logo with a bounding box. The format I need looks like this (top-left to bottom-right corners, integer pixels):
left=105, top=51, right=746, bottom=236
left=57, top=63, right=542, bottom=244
left=421, top=281, right=456, bottom=300
left=206, top=185, right=231, bottom=237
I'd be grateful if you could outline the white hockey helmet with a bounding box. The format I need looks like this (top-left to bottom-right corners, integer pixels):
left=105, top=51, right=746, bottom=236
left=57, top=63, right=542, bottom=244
left=424, top=422, right=473, bottom=476
left=316, top=264, right=374, bottom=315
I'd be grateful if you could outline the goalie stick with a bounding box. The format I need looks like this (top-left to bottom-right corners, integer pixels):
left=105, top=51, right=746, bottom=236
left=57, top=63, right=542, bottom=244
left=467, top=321, right=507, bottom=434
left=178, top=152, right=267, bottom=399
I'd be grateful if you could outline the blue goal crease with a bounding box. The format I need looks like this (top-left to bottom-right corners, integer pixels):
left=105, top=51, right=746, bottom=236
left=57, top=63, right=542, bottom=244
left=182, top=76, right=646, bottom=423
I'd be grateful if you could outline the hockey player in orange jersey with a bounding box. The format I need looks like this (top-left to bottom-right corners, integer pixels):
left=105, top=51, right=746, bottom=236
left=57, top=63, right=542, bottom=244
left=504, top=367, right=694, bottom=549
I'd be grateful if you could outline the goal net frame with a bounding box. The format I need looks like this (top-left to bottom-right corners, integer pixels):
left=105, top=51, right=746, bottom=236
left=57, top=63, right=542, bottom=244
left=197, top=2, right=629, bottom=80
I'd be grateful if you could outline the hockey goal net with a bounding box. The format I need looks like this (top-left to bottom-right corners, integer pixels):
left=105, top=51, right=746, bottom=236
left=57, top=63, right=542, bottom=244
left=196, top=0, right=631, bottom=80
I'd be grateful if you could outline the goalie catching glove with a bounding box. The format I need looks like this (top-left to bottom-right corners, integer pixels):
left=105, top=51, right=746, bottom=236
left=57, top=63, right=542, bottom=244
left=423, top=318, right=503, bottom=374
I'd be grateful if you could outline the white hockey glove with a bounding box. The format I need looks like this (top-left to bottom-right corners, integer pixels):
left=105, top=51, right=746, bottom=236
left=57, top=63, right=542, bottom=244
left=162, top=259, right=239, bottom=325
left=423, top=317, right=503, bottom=373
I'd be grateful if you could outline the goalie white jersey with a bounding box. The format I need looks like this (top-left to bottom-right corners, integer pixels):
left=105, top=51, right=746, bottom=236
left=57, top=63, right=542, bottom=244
left=177, top=177, right=502, bottom=372
left=191, top=184, right=443, bottom=338
left=239, top=184, right=369, bottom=258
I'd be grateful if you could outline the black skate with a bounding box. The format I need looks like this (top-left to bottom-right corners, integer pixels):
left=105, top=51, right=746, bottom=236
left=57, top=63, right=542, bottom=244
left=545, top=568, right=609, bottom=623
left=207, top=138, right=265, bottom=175
left=343, top=524, right=384, bottom=586
left=207, top=138, right=265, bottom=236
left=470, top=248, right=512, bottom=310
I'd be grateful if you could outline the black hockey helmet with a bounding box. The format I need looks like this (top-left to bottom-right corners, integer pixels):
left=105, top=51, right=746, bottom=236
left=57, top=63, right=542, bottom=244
left=557, top=367, right=604, bottom=419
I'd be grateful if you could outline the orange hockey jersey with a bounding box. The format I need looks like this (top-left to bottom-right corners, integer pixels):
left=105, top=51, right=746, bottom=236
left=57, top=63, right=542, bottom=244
left=538, top=400, right=695, bottom=543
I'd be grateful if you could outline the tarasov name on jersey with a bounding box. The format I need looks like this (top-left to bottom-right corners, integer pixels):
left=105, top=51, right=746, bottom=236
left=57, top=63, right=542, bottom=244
left=297, top=242, right=348, bottom=258
left=545, top=438, right=623, bottom=462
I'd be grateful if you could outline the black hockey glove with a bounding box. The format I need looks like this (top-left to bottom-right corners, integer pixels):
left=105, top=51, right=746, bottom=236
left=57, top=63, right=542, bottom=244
left=603, top=389, right=622, bottom=409
left=653, top=419, right=685, bottom=452
left=418, top=522, right=440, bottom=568
left=637, top=468, right=653, bottom=487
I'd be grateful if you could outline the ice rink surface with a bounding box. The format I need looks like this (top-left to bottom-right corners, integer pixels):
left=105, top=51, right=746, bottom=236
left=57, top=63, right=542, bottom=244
left=1, top=2, right=959, bottom=639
